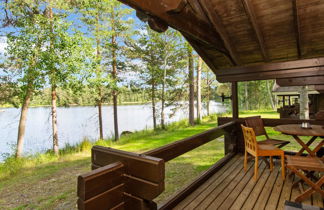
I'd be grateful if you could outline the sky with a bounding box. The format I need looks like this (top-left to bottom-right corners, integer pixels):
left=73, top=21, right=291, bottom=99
left=0, top=3, right=142, bottom=56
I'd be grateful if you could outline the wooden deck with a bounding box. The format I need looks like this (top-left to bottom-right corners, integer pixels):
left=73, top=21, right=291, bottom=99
left=174, top=155, right=324, bottom=210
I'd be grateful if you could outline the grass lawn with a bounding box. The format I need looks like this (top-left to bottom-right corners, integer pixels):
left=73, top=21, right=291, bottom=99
left=0, top=110, right=316, bottom=209
left=0, top=115, right=223, bottom=209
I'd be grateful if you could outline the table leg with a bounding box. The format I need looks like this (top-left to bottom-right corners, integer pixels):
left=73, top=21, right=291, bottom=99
left=292, top=135, right=317, bottom=157
left=312, top=140, right=324, bottom=155
left=296, top=136, right=317, bottom=156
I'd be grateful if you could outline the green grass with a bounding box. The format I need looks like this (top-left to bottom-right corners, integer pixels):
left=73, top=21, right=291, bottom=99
left=0, top=110, right=315, bottom=209
left=237, top=109, right=280, bottom=118
left=0, top=114, right=222, bottom=209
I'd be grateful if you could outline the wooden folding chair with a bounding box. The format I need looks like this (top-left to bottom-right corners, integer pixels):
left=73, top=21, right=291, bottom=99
left=286, top=155, right=324, bottom=203
left=241, top=124, right=285, bottom=181
left=245, top=116, right=290, bottom=148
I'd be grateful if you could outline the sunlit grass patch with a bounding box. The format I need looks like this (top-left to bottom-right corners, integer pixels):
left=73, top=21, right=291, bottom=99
left=154, top=138, right=224, bottom=203
left=0, top=114, right=222, bottom=209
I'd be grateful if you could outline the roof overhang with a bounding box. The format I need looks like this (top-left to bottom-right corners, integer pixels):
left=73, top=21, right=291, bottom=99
left=118, top=0, right=324, bottom=83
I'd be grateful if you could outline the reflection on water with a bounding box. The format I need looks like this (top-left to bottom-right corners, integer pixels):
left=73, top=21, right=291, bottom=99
left=0, top=102, right=227, bottom=161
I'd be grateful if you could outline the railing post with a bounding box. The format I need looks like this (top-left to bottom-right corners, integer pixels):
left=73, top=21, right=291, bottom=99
left=231, top=81, right=239, bottom=119
left=77, top=147, right=164, bottom=210
left=218, top=119, right=244, bottom=154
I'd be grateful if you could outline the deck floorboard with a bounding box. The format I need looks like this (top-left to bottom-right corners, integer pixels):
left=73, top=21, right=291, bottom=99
left=174, top=155, right=324, bottom=210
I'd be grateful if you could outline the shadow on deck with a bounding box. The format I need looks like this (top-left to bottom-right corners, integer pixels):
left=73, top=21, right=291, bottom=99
left=174, top=155, right=324, bottom=210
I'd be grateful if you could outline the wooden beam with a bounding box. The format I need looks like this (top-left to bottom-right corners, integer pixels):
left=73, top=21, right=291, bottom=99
left=147, top=17, right=168, bottom=33
left=144, top=121, right=236, bottom=161
left=219, top=66, right=324, bottom=82
left=92, top=146, right=164, bottom=183
left=217, top=57, right=324, bottom=82
left=241, top=0, right=269, bottom=61
left=117, top=0, right=227, bottom=53
left=78, top=184, right=124, bottom=210
left=197, top=0, right=240, bottom=65
left=78, top=162, right=125, bottom=201
left=231, top=82, right=239, bottom=119
left=165, top=0, right=187, bottom=14
left=292, top=0, right=302, bottom=58
left=315, top=85, right=324, bottom=93
left=277, top=76, right=324, bottom=86
left=217, top=117, right=324, bottom=127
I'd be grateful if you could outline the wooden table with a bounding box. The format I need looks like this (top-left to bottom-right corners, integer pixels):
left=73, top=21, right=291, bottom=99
left=274, top=124, right=324, bottom=157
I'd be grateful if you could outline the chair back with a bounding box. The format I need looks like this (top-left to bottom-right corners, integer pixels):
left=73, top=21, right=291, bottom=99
left=241, top=124, right=258, bottom=155
left=244, top=116, right=269, bottom=138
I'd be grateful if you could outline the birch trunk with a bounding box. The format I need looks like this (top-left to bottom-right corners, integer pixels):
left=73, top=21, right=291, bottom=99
left=188, top=47, right=195, bottom=126
left=98, top=91, right=103, bottom=139
left=96, top=13, right=103, bottom=139
left=299, top=86, right=309, bottom=119
left=206, top=71, right=210, bottom=115
left=51, top=85, right=59, bottom=155
left=49, top=6, right=59, bottom=155
left=160, top=56, right=169, bottom=129
left=16, top=86, right=32, bottom=158
left=245, top=82, right=249, bottom=110
left=152, top=81, right=157, bottom=129
left=266, top=80, right=275, bottom=110
left=196, top=57, right=202, bottom=123
left=112, top=34, right=119, bottom=141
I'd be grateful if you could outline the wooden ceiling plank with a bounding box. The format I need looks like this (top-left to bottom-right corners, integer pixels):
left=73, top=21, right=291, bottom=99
left=241, top=0, right=269, bottom=61
left=292, top=0, right=302, bottom=58
left=118, top=0, right=228, bottom=53
left=197, top=0, right=240, bottom=65
left=277, top=76, right=324, bottom=86
left=218, top=66, right=324, bottom=82
left=218, top=57, right=324, bottom=76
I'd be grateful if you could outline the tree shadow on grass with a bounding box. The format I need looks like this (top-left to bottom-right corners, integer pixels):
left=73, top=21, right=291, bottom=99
left=0, top=155, right=91, bottom=210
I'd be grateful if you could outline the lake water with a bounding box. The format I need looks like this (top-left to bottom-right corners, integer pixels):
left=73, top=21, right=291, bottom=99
left=0, top=102, right=227, bottom=161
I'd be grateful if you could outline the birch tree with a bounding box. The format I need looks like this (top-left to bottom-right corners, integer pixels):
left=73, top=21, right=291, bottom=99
left=127, top=26, right=186, bottom=129
left=2, top=1, right=47, bottom=157
left=196, top=56, right=202, bottom=123
left=187, top=44, right=195, bottom=126
left=44, top=3, right=92, bottom=155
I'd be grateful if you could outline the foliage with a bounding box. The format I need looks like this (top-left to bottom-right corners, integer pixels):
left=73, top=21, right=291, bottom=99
left=127, top=25, right=187, bottom=128
left=1, top=0, right=47, bottom=105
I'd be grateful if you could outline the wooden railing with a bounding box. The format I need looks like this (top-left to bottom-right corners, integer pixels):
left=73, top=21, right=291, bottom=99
left=77, top=121, right=238, bottom=210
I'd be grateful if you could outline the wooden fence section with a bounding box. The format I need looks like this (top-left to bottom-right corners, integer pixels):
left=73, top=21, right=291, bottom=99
left=78, top=147, right=164, bottom=210
left=77, top=121, right=239, bottom=210
left=144, top=121, right=237, bottom=160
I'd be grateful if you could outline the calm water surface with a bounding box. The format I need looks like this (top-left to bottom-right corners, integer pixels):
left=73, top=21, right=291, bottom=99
left=0, top=102, right=227, bottom=161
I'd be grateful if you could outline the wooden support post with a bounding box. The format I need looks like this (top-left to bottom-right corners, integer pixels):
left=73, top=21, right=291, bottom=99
left=232, top=82, right=239, bottom=119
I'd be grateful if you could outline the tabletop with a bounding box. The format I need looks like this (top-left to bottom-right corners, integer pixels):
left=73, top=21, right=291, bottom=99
left=274, top=124, right=324, bottom=137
